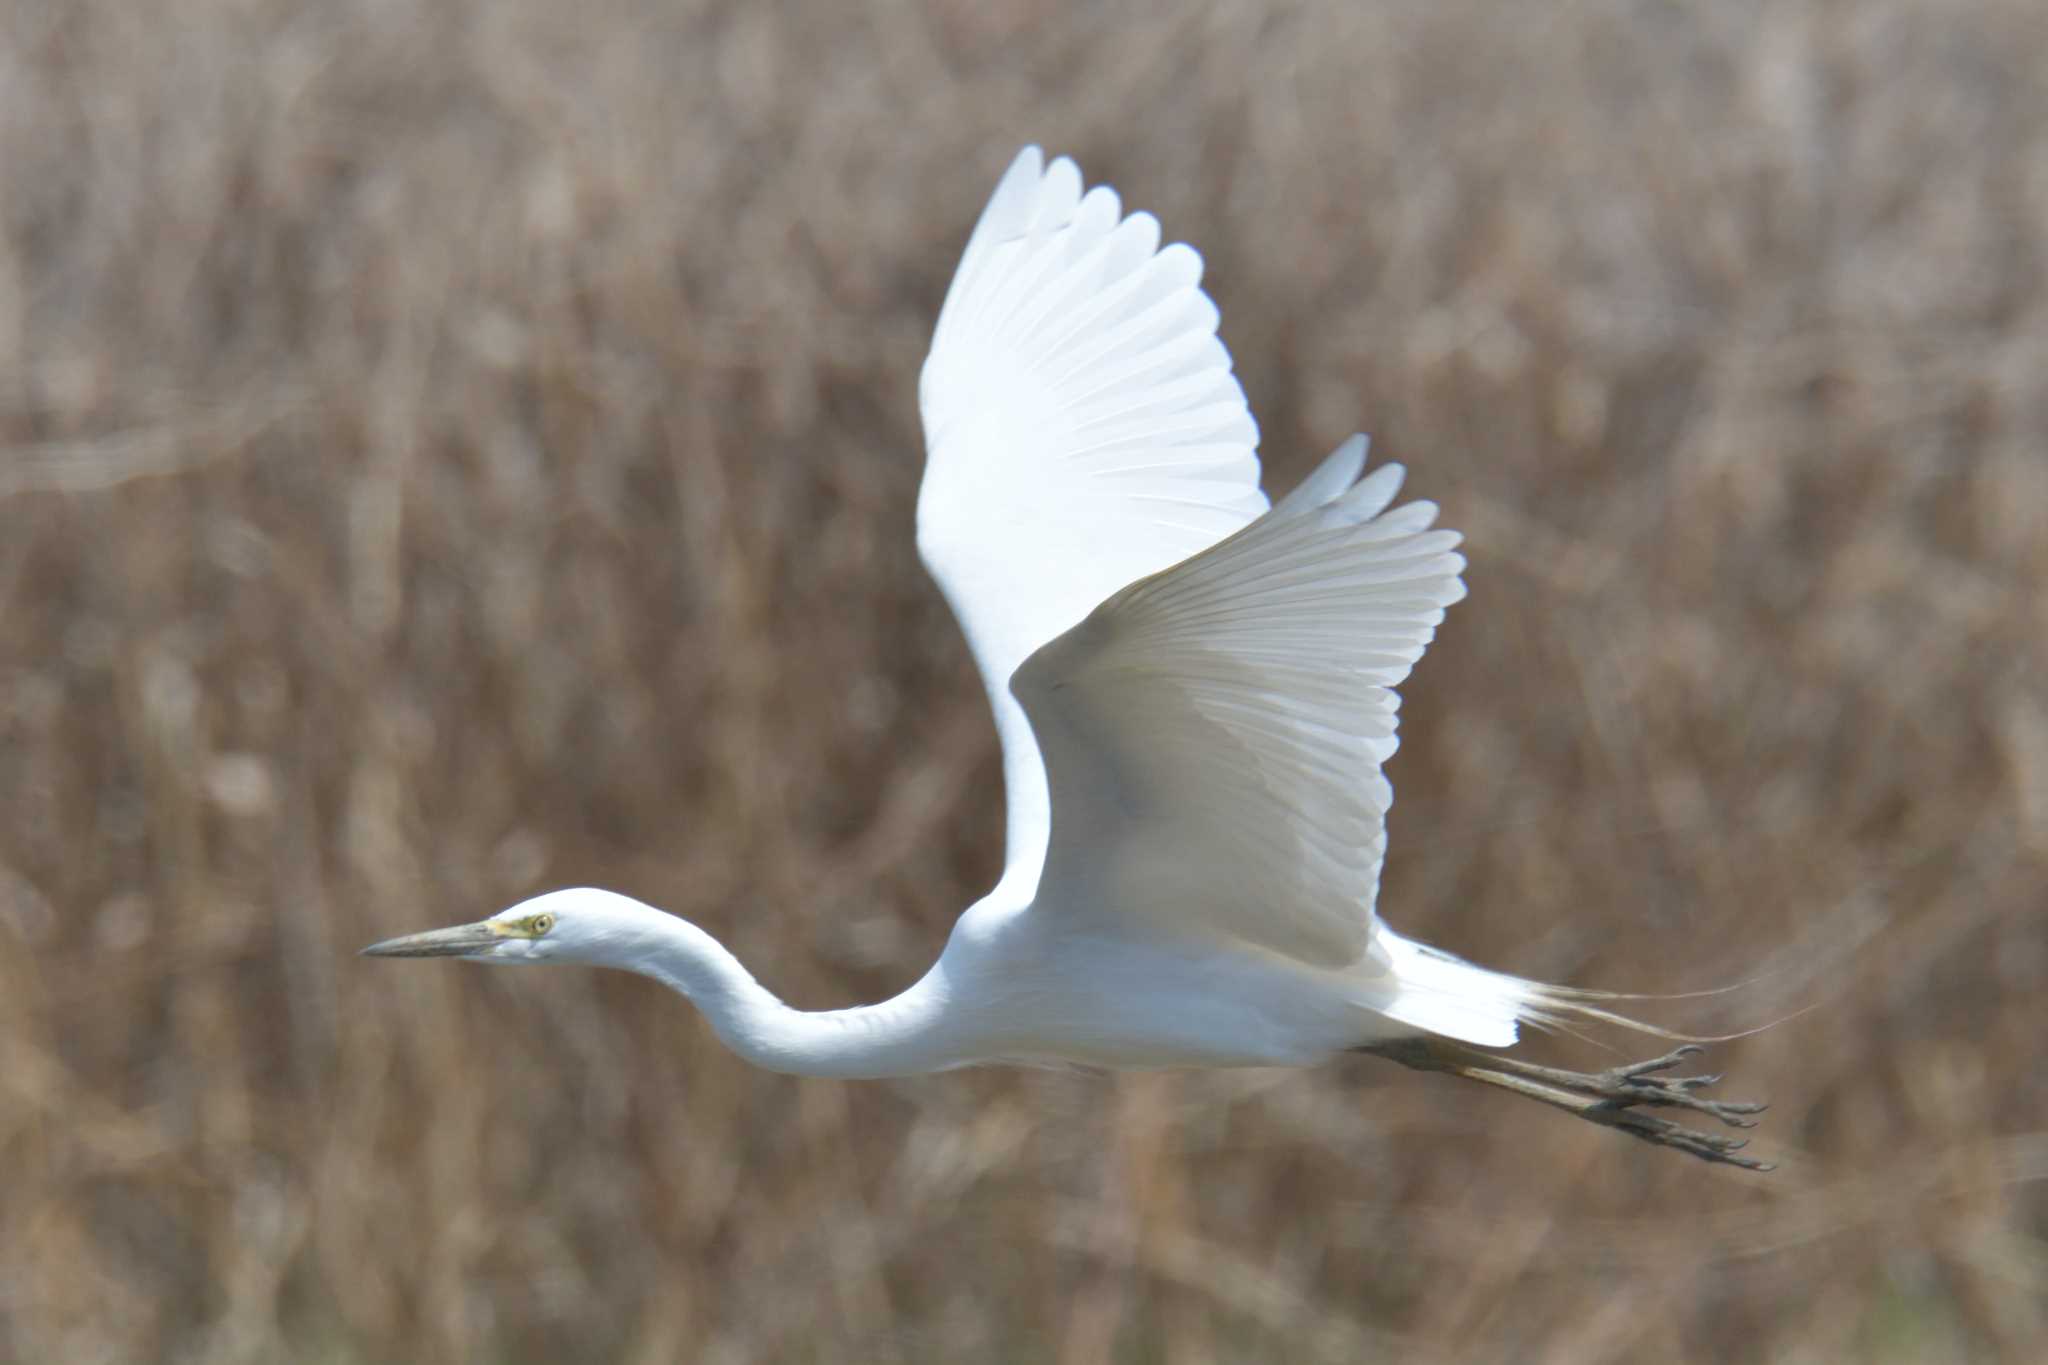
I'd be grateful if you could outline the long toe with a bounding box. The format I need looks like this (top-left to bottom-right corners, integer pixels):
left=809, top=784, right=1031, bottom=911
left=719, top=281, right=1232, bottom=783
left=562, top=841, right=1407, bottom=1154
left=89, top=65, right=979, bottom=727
left=1606, top=1110, right=1777, bottom=1172
left=1589, top=1048, right=1769, bottom=1128
left=1605, top=1045, right=1706, bottom=1081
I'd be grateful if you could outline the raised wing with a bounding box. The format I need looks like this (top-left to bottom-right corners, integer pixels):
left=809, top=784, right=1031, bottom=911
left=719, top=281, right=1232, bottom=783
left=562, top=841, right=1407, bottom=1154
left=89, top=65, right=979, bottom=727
left=1012, top=438, right=1467, bottom=967
left=918, top=147, right=1268, bottom=895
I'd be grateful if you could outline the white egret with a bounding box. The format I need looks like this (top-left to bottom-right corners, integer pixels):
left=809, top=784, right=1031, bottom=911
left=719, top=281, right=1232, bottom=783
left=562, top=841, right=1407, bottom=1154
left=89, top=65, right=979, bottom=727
left=366, top=147, right=1767, bottom=1169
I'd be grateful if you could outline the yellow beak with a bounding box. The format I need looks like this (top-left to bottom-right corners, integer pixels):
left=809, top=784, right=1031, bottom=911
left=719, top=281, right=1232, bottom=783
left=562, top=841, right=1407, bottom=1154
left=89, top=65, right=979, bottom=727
left=359, top=920, right=504, bottom=958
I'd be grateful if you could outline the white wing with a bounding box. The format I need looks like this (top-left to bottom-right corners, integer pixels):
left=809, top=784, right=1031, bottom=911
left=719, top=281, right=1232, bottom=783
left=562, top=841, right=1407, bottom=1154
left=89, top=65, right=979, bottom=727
left=918, top=147, right=1268, bottom=894
left=1013, top=438, right=1467, bottom=966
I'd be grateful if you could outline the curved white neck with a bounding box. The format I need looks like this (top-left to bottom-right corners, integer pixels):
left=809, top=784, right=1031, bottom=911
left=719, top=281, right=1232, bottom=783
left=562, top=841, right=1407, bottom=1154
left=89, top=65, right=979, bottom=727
left=586, top=906, right=967, bottom=1078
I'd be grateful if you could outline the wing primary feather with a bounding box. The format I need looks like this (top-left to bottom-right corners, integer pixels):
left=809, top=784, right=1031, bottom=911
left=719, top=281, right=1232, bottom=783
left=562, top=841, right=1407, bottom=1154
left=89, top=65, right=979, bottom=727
left=917, top=148, right=1270, bottom=897
left=1272, top=434, right=1370, bottom=518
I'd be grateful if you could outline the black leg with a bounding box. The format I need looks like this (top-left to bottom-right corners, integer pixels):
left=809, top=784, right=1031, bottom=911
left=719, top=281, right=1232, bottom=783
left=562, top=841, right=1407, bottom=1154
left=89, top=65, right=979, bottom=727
left=1359, top=1038, right=1773, bottom=1171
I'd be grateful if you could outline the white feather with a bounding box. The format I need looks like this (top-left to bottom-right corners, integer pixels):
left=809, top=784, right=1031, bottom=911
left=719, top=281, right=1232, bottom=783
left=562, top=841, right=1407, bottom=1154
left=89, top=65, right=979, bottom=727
left=1014, top=439, right=1466, bottom=970
left=918, top=147, right=1268, bottom=899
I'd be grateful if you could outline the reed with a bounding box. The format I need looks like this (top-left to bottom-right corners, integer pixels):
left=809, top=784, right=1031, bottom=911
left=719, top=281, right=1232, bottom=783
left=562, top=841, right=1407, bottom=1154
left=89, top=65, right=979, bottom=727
left=3, top=2, right=2043, bottom=1360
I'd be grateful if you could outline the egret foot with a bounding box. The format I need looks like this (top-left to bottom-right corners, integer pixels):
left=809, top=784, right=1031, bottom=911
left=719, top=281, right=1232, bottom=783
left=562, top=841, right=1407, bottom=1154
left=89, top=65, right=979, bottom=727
left=1359, top=1039, right=1773, bottom=1171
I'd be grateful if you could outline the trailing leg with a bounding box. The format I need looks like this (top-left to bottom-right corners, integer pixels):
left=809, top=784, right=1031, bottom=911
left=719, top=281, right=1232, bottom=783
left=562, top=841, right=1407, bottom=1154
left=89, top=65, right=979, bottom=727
left=1359, top=1038, right=1772, bottom=1171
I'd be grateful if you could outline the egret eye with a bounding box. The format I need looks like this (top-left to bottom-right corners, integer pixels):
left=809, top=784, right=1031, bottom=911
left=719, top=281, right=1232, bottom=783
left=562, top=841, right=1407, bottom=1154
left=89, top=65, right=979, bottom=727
left=529, top=912, right=555, bottom=935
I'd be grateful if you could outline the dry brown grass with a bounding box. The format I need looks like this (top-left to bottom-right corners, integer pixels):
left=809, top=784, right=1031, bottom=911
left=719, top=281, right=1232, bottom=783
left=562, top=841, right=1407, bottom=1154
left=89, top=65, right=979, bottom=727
left=4, top=1, right=2046, bottom=1360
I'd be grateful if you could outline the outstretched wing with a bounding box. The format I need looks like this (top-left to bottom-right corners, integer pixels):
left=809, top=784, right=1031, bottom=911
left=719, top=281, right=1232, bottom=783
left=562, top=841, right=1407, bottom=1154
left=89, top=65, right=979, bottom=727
left=918, top=147, right=1267, bottom=895
left=1013, top=438, right=1467, bottom=967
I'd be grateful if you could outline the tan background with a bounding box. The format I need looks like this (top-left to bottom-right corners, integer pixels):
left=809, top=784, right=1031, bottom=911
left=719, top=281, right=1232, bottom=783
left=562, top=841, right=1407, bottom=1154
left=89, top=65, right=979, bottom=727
left=4, top=1, right=2045, bottom=1361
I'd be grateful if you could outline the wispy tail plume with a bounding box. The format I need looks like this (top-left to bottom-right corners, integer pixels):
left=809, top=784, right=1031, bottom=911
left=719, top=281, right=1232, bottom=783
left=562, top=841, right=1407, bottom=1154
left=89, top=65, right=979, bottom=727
left=1375, top=927, right=1779, bottom=1048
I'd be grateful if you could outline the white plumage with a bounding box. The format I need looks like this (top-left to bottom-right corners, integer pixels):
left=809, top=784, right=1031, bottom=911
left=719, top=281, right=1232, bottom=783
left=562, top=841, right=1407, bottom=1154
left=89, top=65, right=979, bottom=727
left=366, top=147, right=1770, bottom=1169
left=918, top=147, right=1268, bottom=898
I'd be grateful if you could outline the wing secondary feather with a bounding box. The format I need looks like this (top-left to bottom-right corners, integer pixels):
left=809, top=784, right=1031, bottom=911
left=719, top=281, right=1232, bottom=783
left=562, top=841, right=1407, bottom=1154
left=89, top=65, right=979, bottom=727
left=1012, top=438, right=1467, bottom=966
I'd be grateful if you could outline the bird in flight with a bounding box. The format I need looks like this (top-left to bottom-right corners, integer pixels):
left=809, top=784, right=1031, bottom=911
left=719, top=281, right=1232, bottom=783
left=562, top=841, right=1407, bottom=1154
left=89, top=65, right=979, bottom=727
left=366, top=147, right=1768, bottom=1169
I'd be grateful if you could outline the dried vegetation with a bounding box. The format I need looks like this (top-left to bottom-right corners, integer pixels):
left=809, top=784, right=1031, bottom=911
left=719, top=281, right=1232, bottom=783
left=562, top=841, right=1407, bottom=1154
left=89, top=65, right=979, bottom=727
left=3, top=2, right=2045, bottom=1361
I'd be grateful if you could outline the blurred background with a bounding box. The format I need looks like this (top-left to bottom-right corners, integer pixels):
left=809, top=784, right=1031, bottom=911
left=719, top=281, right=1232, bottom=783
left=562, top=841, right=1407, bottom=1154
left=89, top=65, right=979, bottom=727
left=3, top=1, right=2045, bottom=1361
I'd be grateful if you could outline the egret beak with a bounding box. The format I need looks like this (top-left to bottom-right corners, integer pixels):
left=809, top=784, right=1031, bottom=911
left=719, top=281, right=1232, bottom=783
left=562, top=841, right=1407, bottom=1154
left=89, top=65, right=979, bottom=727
left=360, top=920, right=505, bottom=958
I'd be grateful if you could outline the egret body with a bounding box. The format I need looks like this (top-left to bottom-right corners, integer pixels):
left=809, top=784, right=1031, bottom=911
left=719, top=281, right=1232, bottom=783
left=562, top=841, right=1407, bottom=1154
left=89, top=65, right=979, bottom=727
left=366, top=148, right=1767, bottom=1168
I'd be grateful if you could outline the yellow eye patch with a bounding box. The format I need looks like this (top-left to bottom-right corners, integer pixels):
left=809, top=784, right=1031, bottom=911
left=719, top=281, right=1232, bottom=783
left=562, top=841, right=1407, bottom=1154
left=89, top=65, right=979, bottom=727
left=492, top=912, right=557, bottom=939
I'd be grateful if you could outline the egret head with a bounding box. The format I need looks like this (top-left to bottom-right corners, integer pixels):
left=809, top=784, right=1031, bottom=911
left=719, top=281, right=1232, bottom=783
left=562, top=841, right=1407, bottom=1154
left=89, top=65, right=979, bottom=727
left=360, top=887, right=652, bottom=967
